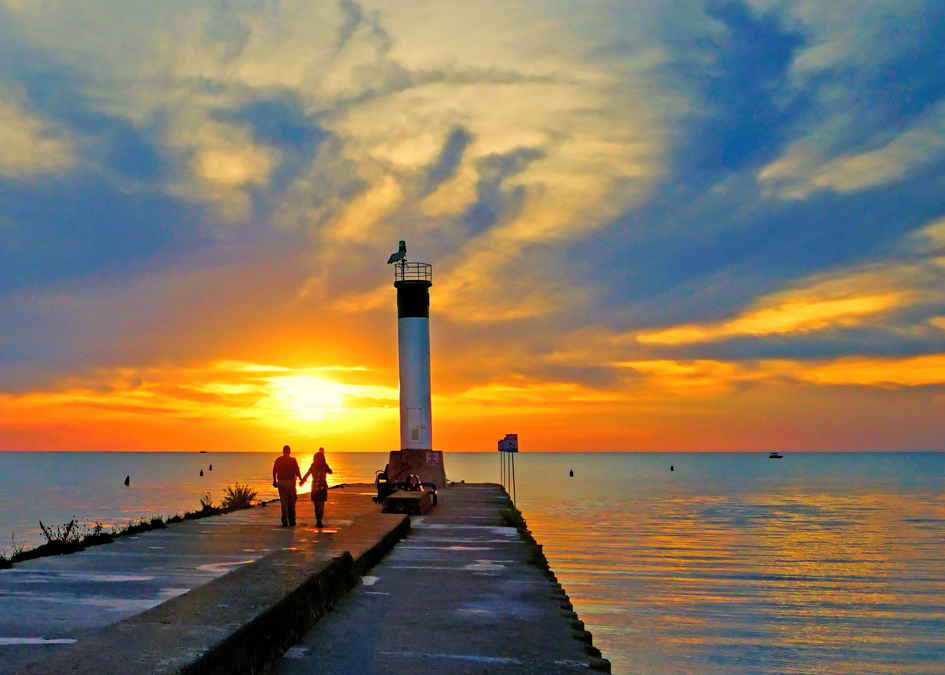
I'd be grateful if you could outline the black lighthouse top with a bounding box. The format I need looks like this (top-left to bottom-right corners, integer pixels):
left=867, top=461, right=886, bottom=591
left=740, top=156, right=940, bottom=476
left=388, top=240, right=432, bottom=318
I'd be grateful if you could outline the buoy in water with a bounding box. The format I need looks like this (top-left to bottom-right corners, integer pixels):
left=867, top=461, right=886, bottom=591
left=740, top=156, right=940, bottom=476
left=569, top=469, right=574, bottom=477
left=200, top=470, right=204, bottom=477
left=670, top=465, right=674, bottom=471
left=209, top=464, right=212, bottom=471
left=124, top=475, right=130, bottom=486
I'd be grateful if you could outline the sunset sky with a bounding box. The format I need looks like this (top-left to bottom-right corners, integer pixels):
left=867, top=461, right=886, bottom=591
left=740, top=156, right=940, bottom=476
left=1, top=0, right=944, bottom=452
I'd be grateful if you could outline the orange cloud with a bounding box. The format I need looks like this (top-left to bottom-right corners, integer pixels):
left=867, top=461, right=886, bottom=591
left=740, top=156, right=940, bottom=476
left=616, top=355, right=945, bottom=395
left=638, top=294, right=905, bottom=344
left=794, top=355, right=945, bottom=387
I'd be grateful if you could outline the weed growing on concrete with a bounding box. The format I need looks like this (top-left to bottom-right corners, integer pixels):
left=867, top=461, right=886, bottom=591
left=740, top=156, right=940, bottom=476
left=113, top=516, right=167, bottom=536
left=0, top=532, right=24, bottom=568
left=499, top=507, right=526, bottom=530
left=9, top=519, right=114, bottom=563
left=2, top=488, right=259, bottom=569
left=221, top=483, right=258, bottom=510
left=10, top=531, right=27, bottom=557
left=39, top=519, right=81, bottom=545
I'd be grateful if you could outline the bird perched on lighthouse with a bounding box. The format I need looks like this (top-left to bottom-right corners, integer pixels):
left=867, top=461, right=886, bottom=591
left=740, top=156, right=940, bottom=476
left=387, top=240, right=407, bottom=265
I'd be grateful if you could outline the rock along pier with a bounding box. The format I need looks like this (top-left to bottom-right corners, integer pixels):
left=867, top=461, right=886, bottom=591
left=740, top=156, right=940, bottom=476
left=3, top=484, right=610, bottom=675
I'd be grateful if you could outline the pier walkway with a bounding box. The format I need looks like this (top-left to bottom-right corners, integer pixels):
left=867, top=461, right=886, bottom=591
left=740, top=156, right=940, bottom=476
left=1, top=486, right=383, bottom=675
left=3, top=484, right=609, bottom=674
left=269, top=483, right=608, bottom=674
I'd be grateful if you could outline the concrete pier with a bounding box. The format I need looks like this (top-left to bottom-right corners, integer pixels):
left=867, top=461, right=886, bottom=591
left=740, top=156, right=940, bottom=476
left=269, top=483, right=610, bottom=674
left=1, top=486, right=385, bottom=675
left=3, top=485, right=609, bottom=674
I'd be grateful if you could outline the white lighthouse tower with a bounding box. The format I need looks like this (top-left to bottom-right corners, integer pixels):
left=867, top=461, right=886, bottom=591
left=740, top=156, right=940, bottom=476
left=386, top=241, right=446, bottom=487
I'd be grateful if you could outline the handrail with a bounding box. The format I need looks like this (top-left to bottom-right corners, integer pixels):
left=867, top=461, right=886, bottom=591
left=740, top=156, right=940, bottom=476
left=394, top=262, right=432, bottom=283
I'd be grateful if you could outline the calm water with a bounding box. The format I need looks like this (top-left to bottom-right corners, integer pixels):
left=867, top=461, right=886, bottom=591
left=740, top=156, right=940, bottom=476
left=2, top=451, right=944, bottom=674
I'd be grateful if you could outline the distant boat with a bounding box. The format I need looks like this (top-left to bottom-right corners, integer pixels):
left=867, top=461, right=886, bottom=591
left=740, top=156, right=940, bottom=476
left=199, top=451, right=207, bottom=454
left=769, top=452, right=783, bottom=459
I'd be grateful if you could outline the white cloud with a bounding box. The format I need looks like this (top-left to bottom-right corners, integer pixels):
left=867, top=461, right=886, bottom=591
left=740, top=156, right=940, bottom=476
left=759, top=100, right=945, bottom=199
left=166, top=119, right=281, bottom=221
left=778, top=0, right=928, bottom=83
left=905, top=217, right=945, bottom=254
left=0, top=98, right=76, bottom=178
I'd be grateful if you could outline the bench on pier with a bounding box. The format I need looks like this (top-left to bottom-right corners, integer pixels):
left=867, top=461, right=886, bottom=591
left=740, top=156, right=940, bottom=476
left=382, top=490, right=434, bottom=516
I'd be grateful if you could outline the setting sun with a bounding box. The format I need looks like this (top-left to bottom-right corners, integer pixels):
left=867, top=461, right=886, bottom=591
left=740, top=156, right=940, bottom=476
left=265, top=376, right=350, bottom=420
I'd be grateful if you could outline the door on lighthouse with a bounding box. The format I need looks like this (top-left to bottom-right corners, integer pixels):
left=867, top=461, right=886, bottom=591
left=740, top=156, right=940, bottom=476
left=407, top=407, right=423, bottom=447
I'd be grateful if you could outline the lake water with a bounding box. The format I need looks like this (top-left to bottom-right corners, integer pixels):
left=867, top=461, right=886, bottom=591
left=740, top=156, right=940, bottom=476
left=2, top=451, right=944, bottom=674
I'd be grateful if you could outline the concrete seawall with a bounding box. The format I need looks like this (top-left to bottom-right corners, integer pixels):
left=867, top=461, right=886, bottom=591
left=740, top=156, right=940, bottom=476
left=14, top=513, right=410, bottom=675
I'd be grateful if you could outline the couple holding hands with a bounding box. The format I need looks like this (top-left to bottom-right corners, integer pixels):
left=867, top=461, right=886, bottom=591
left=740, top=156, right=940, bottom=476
left=272, top=445, right=332, bottom=528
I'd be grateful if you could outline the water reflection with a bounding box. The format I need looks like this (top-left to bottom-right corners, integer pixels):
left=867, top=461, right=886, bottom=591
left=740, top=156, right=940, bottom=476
left=508, top=453, right=945, bottom=675
left=2, top=451, right=944, bottom=674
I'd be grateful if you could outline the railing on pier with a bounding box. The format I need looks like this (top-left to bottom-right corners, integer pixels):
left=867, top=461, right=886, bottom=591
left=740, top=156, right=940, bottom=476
left=394, top=262, right=432, bottom=283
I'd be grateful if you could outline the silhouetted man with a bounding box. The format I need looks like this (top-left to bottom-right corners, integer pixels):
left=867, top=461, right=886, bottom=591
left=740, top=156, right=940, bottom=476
left=272, top=445, right=301, bottom=527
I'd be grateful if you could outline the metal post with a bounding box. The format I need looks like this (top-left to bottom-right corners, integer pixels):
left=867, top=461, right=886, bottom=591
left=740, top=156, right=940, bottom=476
left=497, top=434, right=518, bottom=501
left=511, top=452, right=516, bottom=506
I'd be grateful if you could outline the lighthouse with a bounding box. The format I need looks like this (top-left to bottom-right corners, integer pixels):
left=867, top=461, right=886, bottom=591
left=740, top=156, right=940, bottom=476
left=386, top=241, right=446, bottom=487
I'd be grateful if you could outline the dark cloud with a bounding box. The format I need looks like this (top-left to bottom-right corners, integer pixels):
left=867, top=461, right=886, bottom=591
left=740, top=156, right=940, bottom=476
left=0, top=176, right=201, bottom=294
left=462, top=147, right=543, bottom=236
left=223, top=97, right=326, bottom=153
left=216, top=94, right=330, bottom=204
left=12, top=59, right=170, bottom=184
left=336, top=0, right=368, bottom=54
left=423, top=125, right=472, bottom=195
left=530, top=364, right=620, bottom=389
left=682, top=1, right=807, bottom=172
left=645, top=327, right=945, bottom=363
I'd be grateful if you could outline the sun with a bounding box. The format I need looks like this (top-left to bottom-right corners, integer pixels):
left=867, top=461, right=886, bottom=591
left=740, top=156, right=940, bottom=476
left=266, top=376, right=352, bottom=421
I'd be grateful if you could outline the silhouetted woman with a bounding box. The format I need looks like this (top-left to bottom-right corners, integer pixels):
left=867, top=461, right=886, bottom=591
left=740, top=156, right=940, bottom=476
left=301, top=447, right=333, bottom=528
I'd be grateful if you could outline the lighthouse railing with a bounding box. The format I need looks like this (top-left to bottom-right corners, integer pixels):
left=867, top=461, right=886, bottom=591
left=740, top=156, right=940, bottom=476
left=394, top=262, right=432, bottom=283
